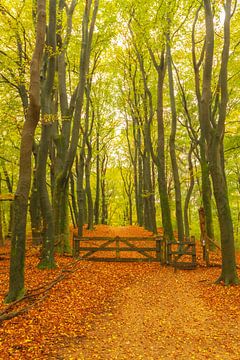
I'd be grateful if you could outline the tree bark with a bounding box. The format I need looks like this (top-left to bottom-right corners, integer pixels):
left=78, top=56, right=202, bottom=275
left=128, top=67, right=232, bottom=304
left=37, top=0, right=57, bottom=269
left=184, top=145, right=195, bottom=239
left=166, top=34, right=184, bottom=242
left=202, top=0, right=238, bottom=284
left=5, top=0, right=46, bottom=303
left=149, top=47, right=174, bottom=241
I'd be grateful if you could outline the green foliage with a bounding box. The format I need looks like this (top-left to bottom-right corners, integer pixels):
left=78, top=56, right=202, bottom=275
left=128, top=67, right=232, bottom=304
left=0, top=0, right=239, bottom=239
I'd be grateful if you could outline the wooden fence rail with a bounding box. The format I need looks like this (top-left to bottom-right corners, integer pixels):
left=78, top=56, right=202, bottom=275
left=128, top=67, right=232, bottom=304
left=73, top=235, right=165, bottom=263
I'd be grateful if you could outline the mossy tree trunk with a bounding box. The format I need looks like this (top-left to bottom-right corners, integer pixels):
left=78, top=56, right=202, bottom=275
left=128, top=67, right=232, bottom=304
left=29, top=143, right=42, bottom=246
left=85, top=139, right=94, bottom=230
left=5, top=0, right=46, bottom=303
left=130, top=28, right=157, bottom=233
left=191, top=7, right=215, bottom=246
left=166, top=33, right=184, bottom=242
left=101, top=154, right=108, bottom=225
left=94, top=128, right=100, bottom=225
left=201, top=0, right=238, bottom=284
left=184, top=145, right=195, bottom=239
left=52, top=0, right=77, bottom=253
left=149, top=47, right=175, bottom=241
left=37, top=0, right=57, bottom=269
left=55, top=0, right=99, bottom=244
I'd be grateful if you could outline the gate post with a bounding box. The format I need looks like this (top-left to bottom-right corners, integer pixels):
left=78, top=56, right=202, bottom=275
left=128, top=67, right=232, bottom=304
left=73, top=236, right=80, bottom=258
left=115, top=236, right=120, bottom=259
left=156, top=237, right=161, bottom=262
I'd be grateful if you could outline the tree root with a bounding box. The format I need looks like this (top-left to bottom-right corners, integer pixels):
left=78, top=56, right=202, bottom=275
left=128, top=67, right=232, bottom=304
left=215, top=273, right=240, bottom=286
left=0, top=258, right=81, bottom=323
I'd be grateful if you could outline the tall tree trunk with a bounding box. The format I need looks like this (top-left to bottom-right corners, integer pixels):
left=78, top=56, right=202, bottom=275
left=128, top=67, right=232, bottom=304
left=77, top=146, right=85, bottom=236
left=149, top=48, right=174, bottom=241
left=199, top=137, right=215, bottom=243
left=52, top=0, right=77, bottom=253
left=5, top=0, right=46, bottom=303
left=85, top=140, right=94, bottom=230
left=30, top=171, right=42, bottom=245
left=101, top=155, right=108, bottom=225
left=166, top=34, right=184, bottom=242
left=137, top=138, right=144, bottom=226
left=201, top=0, right=238, bottom=284
left=37, top=0, right=57, bottom=269
left=191, top=7, right=215, bottom=245
left=70, top=171, right=78, bottom=227
left=94, top=128, right=100, bottom=225
left=54, top=0, right=99, bottom=244
left=184, top=145, right=195, bottom=239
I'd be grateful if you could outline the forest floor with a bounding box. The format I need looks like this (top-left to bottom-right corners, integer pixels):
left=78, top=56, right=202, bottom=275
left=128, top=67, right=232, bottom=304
left=0, top=225, right=240, bottom=359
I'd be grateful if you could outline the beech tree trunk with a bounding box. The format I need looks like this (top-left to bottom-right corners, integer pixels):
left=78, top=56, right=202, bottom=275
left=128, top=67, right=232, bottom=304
left=85, top=140, right=94, bottom=230
left=166, top=34, right=184, bottom=242
left=94, top=129, right=100, bottom=225
left=5, top=0, right=46, bottom=303
left=149, top=47, right=174, bottom=241
left=53, top=0, right=77, bottom=253
left=191, top=7, right=215, bottom=245
left=37, top=0, right=57, bottom=269
left=101, top=155, right=108, bottom=225
left=29, top=145, right=42, bottom=245
left=202, top=0, right=238, bottom=284
left=184, top=145, right=195, bottom=239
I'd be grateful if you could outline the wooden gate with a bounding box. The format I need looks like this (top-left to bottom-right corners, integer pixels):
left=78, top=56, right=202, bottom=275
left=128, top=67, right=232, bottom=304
left=73, top=235, right=164, bottom=263
left=166, top=237, right=197, bottom=270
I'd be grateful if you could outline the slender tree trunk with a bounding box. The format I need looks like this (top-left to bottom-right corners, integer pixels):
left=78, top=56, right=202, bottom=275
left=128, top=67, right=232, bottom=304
left=54, top=0, right=99, bottom=243
left=166, top=34, right=184, bottom=242
left=202, top=0, right=238, bottom=284
left=85, top=141, right=94, bottom=230
left=94, top=129, right=100, bottom=225
left=101, top=155, right=108, bottom=225
left=191, top=6, right=215, bottom=246
left=77, top=147, right=85, bottom=236
left=70, top=171, right=78, bottom=227
left=138, top=139, right=144, bottom=226
left=52, top=0, right=77, bottom=253
left=30, top=170, right=42, bottom=245
left=184, top=145, right=195, bottom=239
left=5, top=0, right=46, bottom=303
left=150, top=49, right=174, bottom=241
left=37, top=0, right=57, bottom=269
left=199, top=137, right=215, bottom=243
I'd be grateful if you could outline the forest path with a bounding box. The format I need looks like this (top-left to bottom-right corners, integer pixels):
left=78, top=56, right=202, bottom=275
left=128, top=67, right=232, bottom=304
left=1, top=225, right=239, bottom=360
left=63, top=263, right=240, bottom=359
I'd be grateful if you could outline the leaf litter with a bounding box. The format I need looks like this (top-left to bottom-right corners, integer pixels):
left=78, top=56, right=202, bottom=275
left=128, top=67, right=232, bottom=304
left=0, top=225, right=239, bottom=359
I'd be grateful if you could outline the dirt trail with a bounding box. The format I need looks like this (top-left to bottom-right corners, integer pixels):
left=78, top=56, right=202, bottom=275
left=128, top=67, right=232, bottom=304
left=65, top=267, right=240, bottom=360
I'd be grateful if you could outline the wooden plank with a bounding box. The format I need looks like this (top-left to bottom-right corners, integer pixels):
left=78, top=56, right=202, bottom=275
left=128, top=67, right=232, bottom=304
left=79, top=257, right=160, bottom=262
left=73, top=235, right=165, bottom=262
left=78, top=247, right=157, bottom=251
left=168, top=250, right=195, bottom=255
left=120, top=238, right=156, bottom=260
left=74, top=236, right=160, bottom=242
left=80, top=238, right=116, bottom=259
